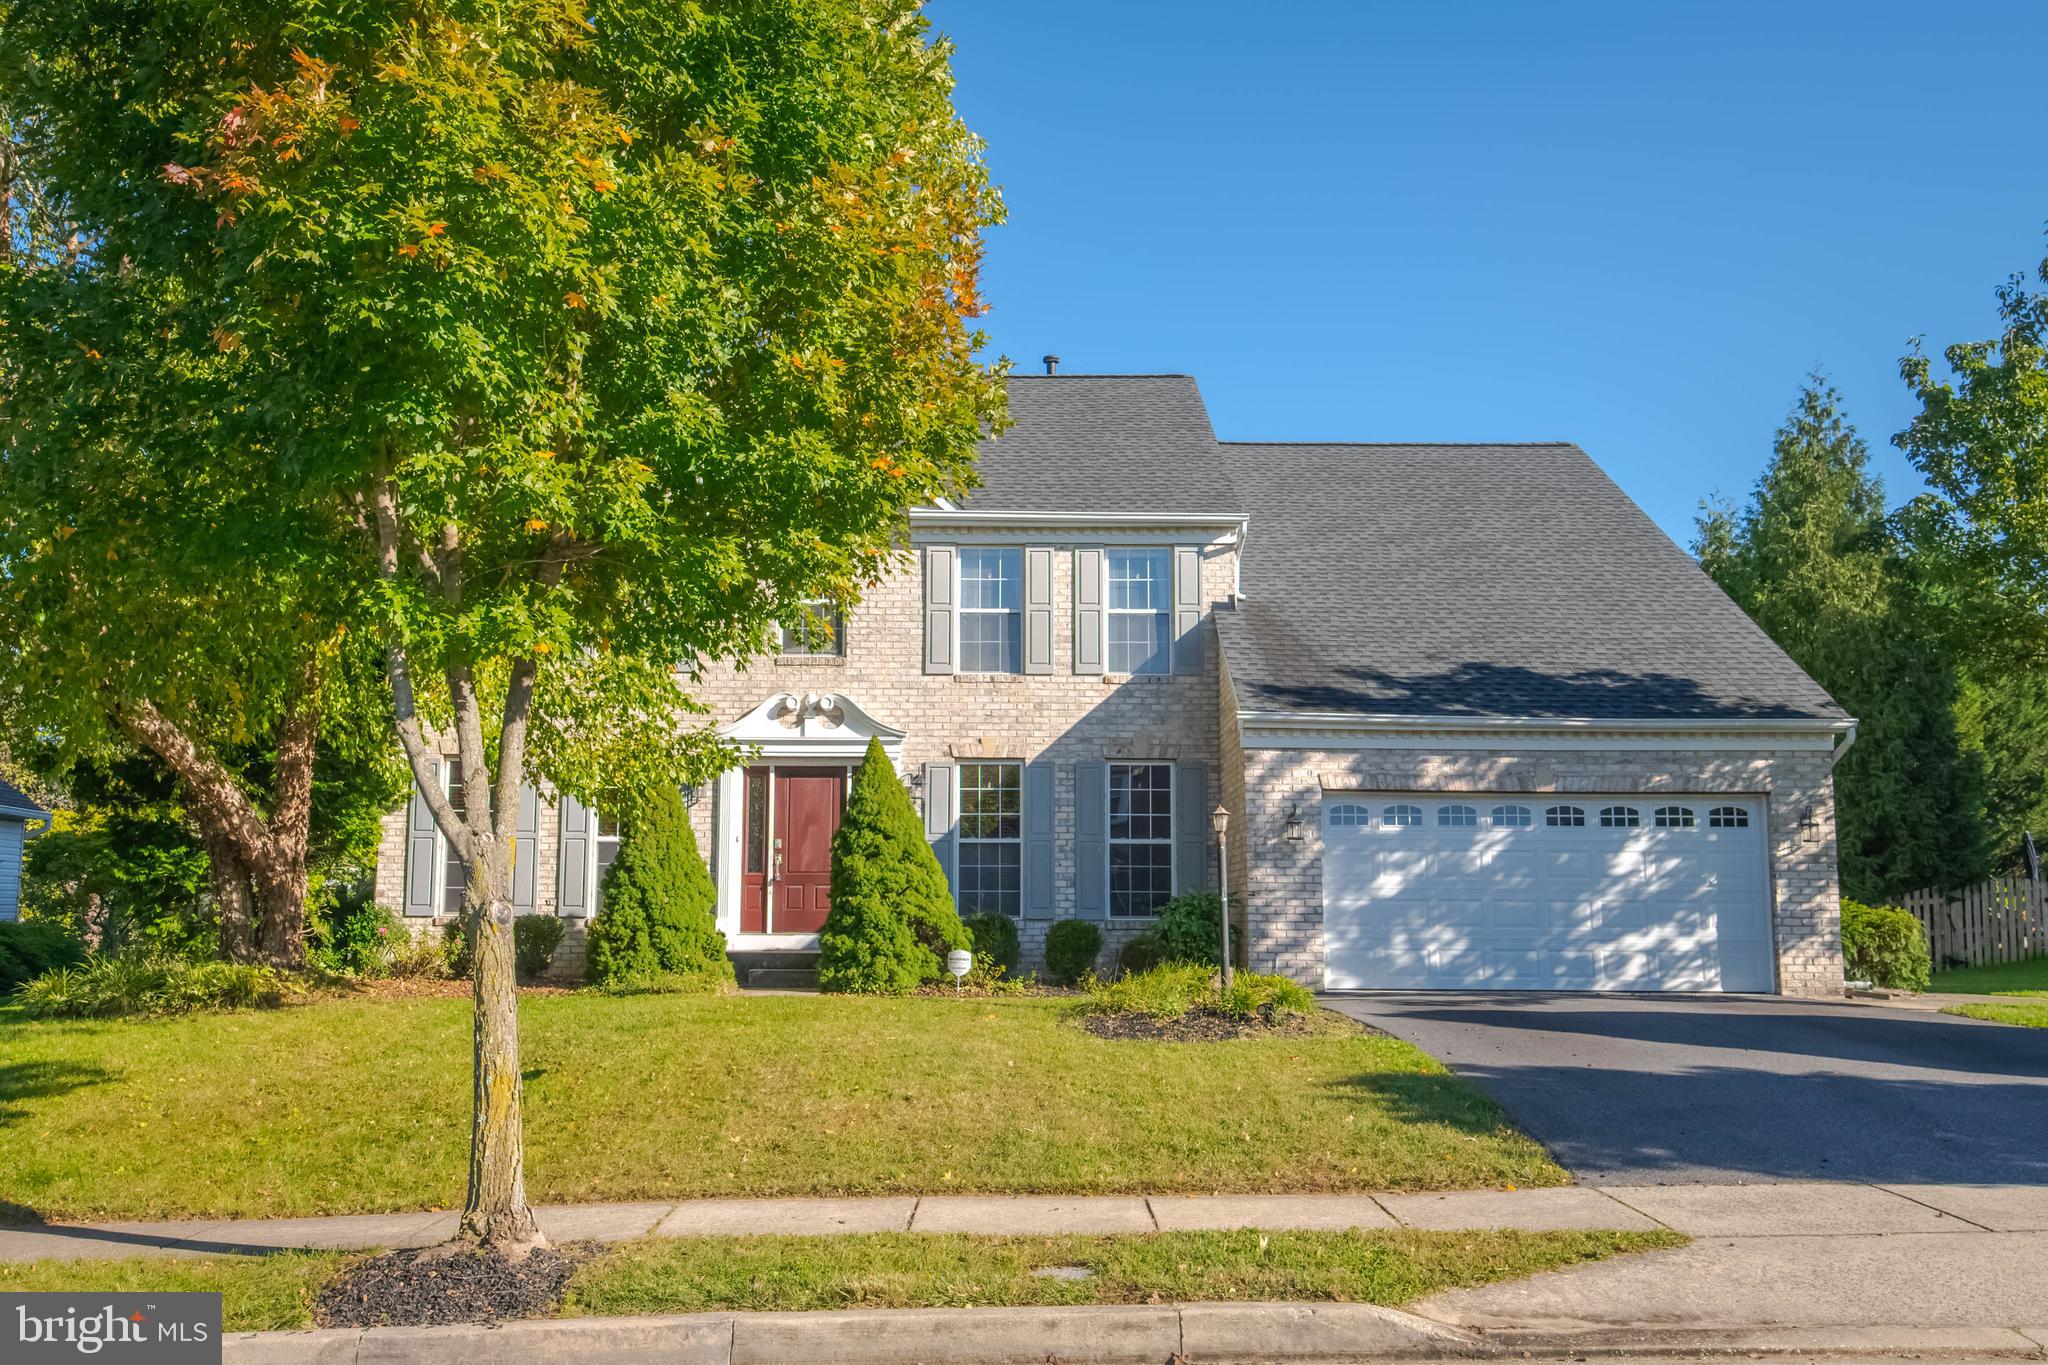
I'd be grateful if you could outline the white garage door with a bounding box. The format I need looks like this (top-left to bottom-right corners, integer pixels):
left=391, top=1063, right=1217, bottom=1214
left=1322, top=794, right=1774, bottom=993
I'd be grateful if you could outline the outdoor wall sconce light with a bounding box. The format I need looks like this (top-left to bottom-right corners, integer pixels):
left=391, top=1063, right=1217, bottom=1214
left=1282, top=804, right=1306, bottom=842
left=1798, top=805, right=1820, bottom=843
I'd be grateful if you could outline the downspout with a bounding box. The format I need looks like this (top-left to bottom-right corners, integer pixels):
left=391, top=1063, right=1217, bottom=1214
left=1828, top=721, right=1859, bottom=769
left=1232, top=516, right=1249, bottom=603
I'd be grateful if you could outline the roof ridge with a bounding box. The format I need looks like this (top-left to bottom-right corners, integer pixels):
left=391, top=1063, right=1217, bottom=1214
left=1006, top=372, right=1197, bottom=379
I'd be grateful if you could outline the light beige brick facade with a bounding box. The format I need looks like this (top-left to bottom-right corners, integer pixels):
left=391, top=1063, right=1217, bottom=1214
left=375, top=521, right=1847, bottom=995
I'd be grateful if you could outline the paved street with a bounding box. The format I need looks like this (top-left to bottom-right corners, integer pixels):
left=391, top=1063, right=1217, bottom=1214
left=1324, top=992, right=2048, bottom=1184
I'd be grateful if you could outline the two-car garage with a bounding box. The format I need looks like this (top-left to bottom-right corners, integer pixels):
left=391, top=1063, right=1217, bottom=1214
left=1320, top=793, right=1775, bottom=993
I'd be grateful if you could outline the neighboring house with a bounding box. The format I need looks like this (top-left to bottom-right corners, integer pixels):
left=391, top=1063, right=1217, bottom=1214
left=374, top=373, right=1852, bottom=995
left=0, top=777, right=50, bottom=922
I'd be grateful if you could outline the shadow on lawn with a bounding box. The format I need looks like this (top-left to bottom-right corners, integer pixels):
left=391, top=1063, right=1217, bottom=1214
left=1329, top=1071, right=1531, bottom=1140
left=0, top=1059, right=112, bottom=1127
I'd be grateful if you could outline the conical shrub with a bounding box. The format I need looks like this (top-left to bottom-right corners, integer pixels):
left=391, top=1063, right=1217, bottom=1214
left=586, top=783, right=735, bottom=989
left=819, top=738, right=968, bottom=993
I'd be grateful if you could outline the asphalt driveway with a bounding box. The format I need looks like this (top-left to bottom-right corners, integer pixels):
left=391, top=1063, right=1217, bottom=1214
left=1324, top=992, right=2048, bottom=1185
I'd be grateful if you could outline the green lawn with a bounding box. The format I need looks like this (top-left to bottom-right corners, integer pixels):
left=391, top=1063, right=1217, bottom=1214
left=1943, top=1001, right=2048, bottom=1028
left=0, top=993, right=1562, bottom=1221
left=0, top=1229, right=1682, bottom=1332
left=1931, top=957, right=2048, bottom=996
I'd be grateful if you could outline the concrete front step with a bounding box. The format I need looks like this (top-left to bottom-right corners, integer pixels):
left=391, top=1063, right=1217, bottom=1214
left=746, top=967, right=820, bottom=991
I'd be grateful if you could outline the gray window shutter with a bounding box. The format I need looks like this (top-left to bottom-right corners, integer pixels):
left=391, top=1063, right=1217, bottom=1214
left=924, top=762, right=956, bottom=890
left=1175, top=763, right=1211, bottom=892
left=557, top=795, right=594, bottom=919
left=510, top=784, right=541, bottom=913
left=1023, top=762, right=1055, bottom=919
left=923, top=545, right=956, bottom=674
left=403, top=760, right=441, bottom=917
left=1074, top=761, right=1107, bottom=919
left=1023, top=546, right=1054, bottom=675
left=1073, top=548, right=1104, bottom=675
left=1172, top=545, right=1204, bottom=674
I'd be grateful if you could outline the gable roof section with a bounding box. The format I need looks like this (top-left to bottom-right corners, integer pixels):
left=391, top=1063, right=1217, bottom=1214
left=0, top=776, right=47, bottom=823
left=962, top=374, right=1240, bottom=514
left=1212, top=442, right=1846, bottom=724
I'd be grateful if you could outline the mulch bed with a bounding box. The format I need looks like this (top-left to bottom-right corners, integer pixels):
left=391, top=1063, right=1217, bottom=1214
left=316, top=1243, right=596, bottom=1328
left=1082, top=1005, right=1365, bottom=1042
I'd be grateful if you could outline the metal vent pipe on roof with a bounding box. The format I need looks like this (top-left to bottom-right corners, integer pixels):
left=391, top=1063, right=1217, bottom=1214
left=1042, top=354, right=1059, bottom=375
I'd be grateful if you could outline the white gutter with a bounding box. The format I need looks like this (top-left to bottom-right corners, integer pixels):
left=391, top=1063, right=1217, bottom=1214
left=1829, top=720, right=1860, bottom=768
left=1236, top=709, right=1857, bottom=736
left=907, top=508, right=1249, bottom=529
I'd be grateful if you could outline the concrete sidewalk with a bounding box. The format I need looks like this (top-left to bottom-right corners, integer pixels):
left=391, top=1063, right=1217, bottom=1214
left=1, top=1179, right=2040, bottom=1262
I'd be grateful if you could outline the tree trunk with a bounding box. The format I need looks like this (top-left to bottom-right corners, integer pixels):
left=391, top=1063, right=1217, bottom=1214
left=253, top=692, right=319, bottom=967
left=458, top=830, right=545, bottom=1252
left=202, top=830, right=258, bottom=964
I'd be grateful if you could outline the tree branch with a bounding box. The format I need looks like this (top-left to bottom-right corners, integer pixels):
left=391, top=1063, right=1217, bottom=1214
left=370, top=474, right=466, bottom=848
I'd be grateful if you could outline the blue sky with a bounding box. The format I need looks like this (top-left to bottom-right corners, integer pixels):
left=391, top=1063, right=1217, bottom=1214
left=927, top=1, right=2048, bottom=544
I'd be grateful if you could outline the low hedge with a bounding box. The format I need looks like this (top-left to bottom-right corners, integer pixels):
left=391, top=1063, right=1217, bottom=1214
left=1086, top=963, right=1315, bottom=1020
left=0, top=920, right=88, bottom=992
left=16, top=956, right=288, bottom=1019
left=1043, top=919, right=1101, bottom=986
left=962, top=912, right=1021, bottom=977
left=1841, top=899, right=1930, bottom=992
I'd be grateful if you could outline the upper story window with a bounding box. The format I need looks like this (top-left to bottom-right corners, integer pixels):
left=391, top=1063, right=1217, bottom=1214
left=1107, top=548, right=1171, bottom=675
left=777, top=600, right=844, bottom=657
left=957, top=762, right=1023, bottom=918
left=959, top=547, right=1022, bottom=674
left=1108, top=762, right=1174, bottom=915
left=593, top=809, right=623, bottom=913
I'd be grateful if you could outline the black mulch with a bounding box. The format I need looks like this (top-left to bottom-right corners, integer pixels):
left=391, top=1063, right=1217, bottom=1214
left=316, top=1243, right=596, bottom=1328
left=1081, top=1005, right=1367, bottom=1043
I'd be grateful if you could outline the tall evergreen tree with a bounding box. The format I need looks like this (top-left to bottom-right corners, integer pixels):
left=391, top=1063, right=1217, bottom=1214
left=1697, top=377, right=1986, bottom=900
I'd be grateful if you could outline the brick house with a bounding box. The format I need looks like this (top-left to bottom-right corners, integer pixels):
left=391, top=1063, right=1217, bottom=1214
left=375, top=373, right=1852, bottom=995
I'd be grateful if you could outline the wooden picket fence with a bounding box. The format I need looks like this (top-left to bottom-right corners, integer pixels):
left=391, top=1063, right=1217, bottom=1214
left=1904, top=877, right=2048, bottom=969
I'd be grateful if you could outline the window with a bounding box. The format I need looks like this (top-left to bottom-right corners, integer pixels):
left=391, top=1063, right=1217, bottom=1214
left=959, top=547, right=1022, bottom=673
left=592, top=809, right=624, bottom=914
left=744, top=771, right=769, bottom=875
left=778, top=600, right=844, bottom=656
left=1107, top=548, right=1171, bottom=675
left=1708, top=805, right=1750, bottom=829
left=1381, top=804, right=1422, bottom=828
left=1490, top=804, right=1533, bottom=828
left=1599, top=805, right=1641, bottom=828
left=1109, top=763, right=1174, bottom=915
left=1326, top=803, right=1371, bottom=827
left=957, top=763, right=1022, bottom=917
left=1545, top=804, right=1586, bottom=828
left=1654, top=805, right=1696, bottom=829
left=1437, top=804, right=1479, bottom=828
left=442, top=767, right=470, bottom=916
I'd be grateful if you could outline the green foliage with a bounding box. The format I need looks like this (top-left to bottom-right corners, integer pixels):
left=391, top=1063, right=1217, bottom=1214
left=442, top=920, right=475, bottom=980
left=590, top=968, right=733, bottom=998
left=309, top=888, right=399, bottom=976
left=586, top=786, right=733, bottom=991
left=1841, top=899, right=1932, bottom=992
left=19, top=756, right=211, bottom=956
left=16, top=956, right=287, bottom=1019
left=1153, top=891, right=1225, bottom=967
left=1085, top=964, right=1315, bottom=1021
left=383, top=925, right=456, bottom=980
left=1116, top=932, right=1163, bottom=978
left=514, top=915, right=567, bottom=982
left=0, top=920, right=88, bottom=992
left=962, top=912, right=1020, bottom=976
left=1696, top=377, right=1987, bottom=900
left=1042, top=919, right=1102, bottom=987
left=820, top=740, right=968, bottom=994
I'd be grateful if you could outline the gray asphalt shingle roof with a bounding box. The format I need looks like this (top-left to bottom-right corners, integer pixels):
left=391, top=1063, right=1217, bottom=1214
left=963, top=375, right=1239, bottom=512
left=966, top=375, right=1843, bottom=724
left=0, top=776, right=47, bottom=821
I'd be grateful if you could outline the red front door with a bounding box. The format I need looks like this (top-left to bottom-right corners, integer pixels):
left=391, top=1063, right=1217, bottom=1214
left=770, top=768, right=846, bottom=933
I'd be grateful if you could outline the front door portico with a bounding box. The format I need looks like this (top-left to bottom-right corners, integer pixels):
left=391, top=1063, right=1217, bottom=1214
left=717, top=692, right=905, bottom=946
